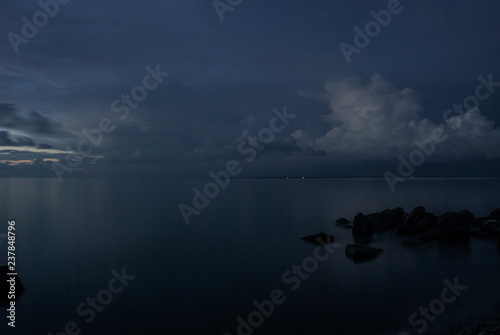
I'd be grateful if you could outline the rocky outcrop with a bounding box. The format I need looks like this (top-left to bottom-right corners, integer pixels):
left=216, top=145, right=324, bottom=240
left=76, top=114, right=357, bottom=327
left=345, top=244, right=384, bottom=261
left=396, top=207, right=437, bottom=236
left=367, top=207, right=406, bottom=231
left=301, top=232, right=334, bottom=245
left=352, top=213, right=374, bottom=237
left=471, top=220, right=500, bottom=240
left=338, top=207, right=500, bottom=248
left=353, top=208, right=407, bottom=238
left=489, top=208, right=500, bottom=219
left=436, top=210, right=474, bottom=240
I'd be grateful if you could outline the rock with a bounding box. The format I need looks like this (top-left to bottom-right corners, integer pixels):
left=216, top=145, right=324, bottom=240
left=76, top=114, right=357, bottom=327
left=472, top=217, right=490, bottom=227
left=335, top=218, right=352, bottom=229
left=436, top=210, right=474, bottom=240
left=423, top=226, right=446, bottom=239
left=301, top=232, right=334, bottom=245
left=352, top=213, right=374, bottom=237
left=470, top=221, right=500, bottom=240
left=404, top=206, right=426, bottom=226
left=483, top=221, right=500, bottom=238
left=489, top=208, right=500, bottom=219
left=345, top=244, right=384, bottom=261
left=0, top=266, right=24, bottom=302
left=336, top=223, right=352, bottom=229
left=366, top=207, right=406, bottom=232
left=397, top=207, right=437, bottom=236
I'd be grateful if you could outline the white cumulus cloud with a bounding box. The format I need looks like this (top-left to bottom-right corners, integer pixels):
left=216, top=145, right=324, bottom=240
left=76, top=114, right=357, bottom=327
left=294, top=74, right=500, bottom=160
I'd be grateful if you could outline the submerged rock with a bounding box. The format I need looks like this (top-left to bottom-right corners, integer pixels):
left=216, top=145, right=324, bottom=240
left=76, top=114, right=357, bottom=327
left=335, top=218, right=352, bottom=229
left=301, top=232, right=334, bottom=245
left=396, top=206, right=437, bottom=236
left=352, top=213, right=374, bottom=237
left=472, top=217, right=490, bottom=227
left=367, top=207, right=406, bottom=231
left=345, top=244, right=384, bottom=261
left=0, top=266, right=24, bottom=302
left=336, top=218, right=350, bottom=224
left=470, top=220, right=500, bottom=240
left=489, top=208, right=500, bottom=219
left=351, top=208, right=406, bottom=237
left=436, top=210, right=474, bottom=240
left=342, top=207, right=500, bottom=248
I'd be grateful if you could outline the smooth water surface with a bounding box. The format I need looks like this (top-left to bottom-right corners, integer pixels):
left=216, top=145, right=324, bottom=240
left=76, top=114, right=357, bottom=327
left=1, top=178, right=499, bottom=334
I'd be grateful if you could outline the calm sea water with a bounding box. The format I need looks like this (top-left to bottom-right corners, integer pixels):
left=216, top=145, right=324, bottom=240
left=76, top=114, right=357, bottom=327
left=1, top=178, right=500, bottom=335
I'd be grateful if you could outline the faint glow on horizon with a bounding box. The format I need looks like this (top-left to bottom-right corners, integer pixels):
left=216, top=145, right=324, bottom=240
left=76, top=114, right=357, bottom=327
left=0, top=146, right=72, bottom=155
left=0, top=158, right=59, bottom=166
left=0, top=147, right=103, bottom=161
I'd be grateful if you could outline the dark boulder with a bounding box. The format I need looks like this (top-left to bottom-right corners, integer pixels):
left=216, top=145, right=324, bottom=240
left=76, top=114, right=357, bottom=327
left=301, top=232, right=334, bottom=245
left=404, top=206, right=426, bottom=226
left=336, top=223, right=352, bottom=229
left=397, top=207, right=437, bottom=236
left=0, top=266, right=24, bottom=303
left=336, top=218, right=350, bottom=224
left=471, top=219, right=500, bottom=240
left=420, top=226, right=447, bottom=241
left=489, top=208, right=500, bottom=219
left=436, top=210, right=474, bottom=240
left=366, top=207, right=406, bottom=232
left=345, top=244, right=384, bottom=262
left=471, top=217, right=490, bottom=227
left=335, top=218, right=352, bottom=229
left=482, top=221, right=500, bottom=239
left=352, top=213, right=374, bottom=237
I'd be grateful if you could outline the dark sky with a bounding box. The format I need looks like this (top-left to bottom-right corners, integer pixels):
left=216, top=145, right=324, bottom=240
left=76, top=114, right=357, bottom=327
left=1, top=0, right=500, bottom=179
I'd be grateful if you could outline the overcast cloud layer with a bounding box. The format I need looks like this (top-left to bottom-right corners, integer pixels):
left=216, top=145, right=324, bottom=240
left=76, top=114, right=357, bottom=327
left=1, top=0, right=500, bottom=178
